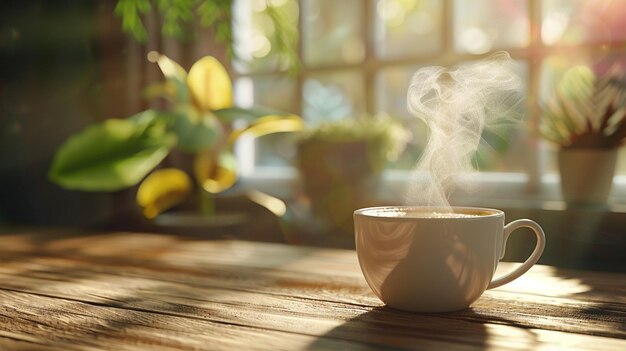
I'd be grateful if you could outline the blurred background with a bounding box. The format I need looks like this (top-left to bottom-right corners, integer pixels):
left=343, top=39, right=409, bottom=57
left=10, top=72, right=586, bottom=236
left=1, top=0, right=626, bottom=271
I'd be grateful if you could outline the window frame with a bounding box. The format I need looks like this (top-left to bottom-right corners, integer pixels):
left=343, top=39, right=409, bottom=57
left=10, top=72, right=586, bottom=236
left=234, top=0, right=626, bottom=205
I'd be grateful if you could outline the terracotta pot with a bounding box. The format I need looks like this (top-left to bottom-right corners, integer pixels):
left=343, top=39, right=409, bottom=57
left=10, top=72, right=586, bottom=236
left=296, top=139, right=383, bottom=235
left=558, top=148, right=617, bottom=205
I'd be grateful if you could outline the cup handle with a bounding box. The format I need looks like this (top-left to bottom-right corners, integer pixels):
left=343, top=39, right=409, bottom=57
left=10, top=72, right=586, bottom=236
left=487, top=219, right=546, bottom=289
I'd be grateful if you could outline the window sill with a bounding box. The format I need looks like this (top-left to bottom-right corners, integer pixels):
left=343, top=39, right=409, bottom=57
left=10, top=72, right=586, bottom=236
left=240, top=167, right=626, bottom=272
left=240, top=167, right=626, bottom=211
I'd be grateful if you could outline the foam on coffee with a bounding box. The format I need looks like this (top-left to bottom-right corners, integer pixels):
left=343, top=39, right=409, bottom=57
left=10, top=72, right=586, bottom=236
left=415, top=212, right=482, bottom=218
left=361, top=207, right=495, bottom=218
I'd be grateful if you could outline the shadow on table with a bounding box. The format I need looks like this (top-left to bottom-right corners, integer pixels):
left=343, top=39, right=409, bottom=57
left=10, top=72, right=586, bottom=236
left=547, top=268, right=626, bottom=339
left=306, top=306, right=541, bottom=350
left=307, top=264, right=626, bottom=350
left=0, top=230, right=328, bottom=348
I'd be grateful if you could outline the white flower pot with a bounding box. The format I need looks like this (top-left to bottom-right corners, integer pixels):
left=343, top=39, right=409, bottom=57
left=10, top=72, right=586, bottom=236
left=558, top=148, right=618, bottom=205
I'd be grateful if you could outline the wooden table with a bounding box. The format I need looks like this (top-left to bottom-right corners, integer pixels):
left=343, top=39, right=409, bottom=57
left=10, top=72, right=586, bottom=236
left=1, top=229, right=624, bottom=350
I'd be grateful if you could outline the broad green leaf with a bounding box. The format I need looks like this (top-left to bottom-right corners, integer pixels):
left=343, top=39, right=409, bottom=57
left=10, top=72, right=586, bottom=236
left=170, top=108, right=222, bottom=152
left=194, top=150, right=237, bottom=194
left=49, top=114, right=175, bottom=191
left=187, top=56, right=233, bottom=111
left=227, top=114, right=303, bottom=149
left=128, top=108, right=169, bottom=126
left=136, top=168, right=191, bottom=219
left=214, top=106, right=296, bottom=123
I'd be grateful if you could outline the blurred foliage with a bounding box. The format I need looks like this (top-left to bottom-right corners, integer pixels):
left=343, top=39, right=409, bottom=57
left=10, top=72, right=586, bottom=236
left=49, top=54, right=302, bottom=218
left=49, top=112, right=176, bottom=191
left=540, top=65, right=626, bottom=149
left=114, top=0, right=299, bottom=72
left=115, top=0, right=232, bottom=47
left=261, top=2, right=299, bottom=73
left=298, top=114, right=410, bottom=170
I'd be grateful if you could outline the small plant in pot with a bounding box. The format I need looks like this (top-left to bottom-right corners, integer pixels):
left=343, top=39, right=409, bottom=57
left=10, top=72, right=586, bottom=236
left=540, top=65, right=626, bottom=205
left=296, top=114, right=409, bottom=236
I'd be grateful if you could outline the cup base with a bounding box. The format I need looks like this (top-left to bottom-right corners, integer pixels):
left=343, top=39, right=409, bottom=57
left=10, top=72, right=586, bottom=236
left=385, top=301, right=472, bottom=313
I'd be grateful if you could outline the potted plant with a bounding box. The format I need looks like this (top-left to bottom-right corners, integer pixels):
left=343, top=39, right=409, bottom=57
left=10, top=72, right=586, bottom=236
left=48, top=53, right=302, bottom=227
left=295, top=114, right=409, bottom=237
left=540, top=65, right=626, bottom=205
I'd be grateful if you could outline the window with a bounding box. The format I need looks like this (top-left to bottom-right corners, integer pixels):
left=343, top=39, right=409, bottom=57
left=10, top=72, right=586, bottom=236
left=233, top=0, right=626, bottom=202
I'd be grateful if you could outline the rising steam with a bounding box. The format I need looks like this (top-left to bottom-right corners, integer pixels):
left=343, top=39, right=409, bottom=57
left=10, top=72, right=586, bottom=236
left=405, top=52, right=524, bottom=208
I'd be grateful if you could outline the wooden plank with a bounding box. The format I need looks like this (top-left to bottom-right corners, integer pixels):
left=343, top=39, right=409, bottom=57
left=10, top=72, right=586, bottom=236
left=1, top=235, right=625, bottom=306
left=0, top=273, right=623, bottom=343
left=3, top=232, right=625, bottom=300
left=0, top=254, right=624, bottom=340
left=2, top=288, right=625, bottom=351
left=0, top=289, right=496, bottom=351
left=1, top=290, right=366, bottom=351
left=1, top=231, right=625, bottom=350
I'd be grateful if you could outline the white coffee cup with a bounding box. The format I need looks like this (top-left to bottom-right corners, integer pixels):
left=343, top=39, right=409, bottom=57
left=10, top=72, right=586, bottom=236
left=354, top=206, right=545, bottom=312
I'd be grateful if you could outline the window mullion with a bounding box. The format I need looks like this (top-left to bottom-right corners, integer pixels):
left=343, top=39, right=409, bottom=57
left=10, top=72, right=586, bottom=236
left=364, top=0, right=376, bottom=115
left=296, top=0, right=305, bottom=117
left=442, top=0, right=453, bottom=54
left=527, top=0, right=544, bottom=194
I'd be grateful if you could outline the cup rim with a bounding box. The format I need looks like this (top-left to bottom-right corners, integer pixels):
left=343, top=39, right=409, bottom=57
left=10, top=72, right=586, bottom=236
left=353, top=206, right=504, bottom=220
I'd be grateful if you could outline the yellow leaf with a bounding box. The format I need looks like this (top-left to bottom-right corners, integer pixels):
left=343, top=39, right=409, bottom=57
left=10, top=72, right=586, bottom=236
left=149, top=52, right=189, bottom=102
left=245, top=190, right=287, bottom=217
left=136, top=168, right=192, bottom=219
left=187, top=56, right=233, bottom=111
left=194, top=151, right=237, bottom=194
left=152, top=53, right=187, bottom=82
left=228, top=115, right=303, bottom=149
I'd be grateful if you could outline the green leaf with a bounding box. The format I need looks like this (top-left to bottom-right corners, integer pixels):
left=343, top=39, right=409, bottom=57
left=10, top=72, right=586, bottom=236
left=114, top=0, right=152, bottom=43
left=143, top=82, right=176, bottom=102
left=170, top=108, right=222, bottom=152
left=214, top=106, right=297, bottom=123
left=157, top=0, right=195, bottom=39
left=49, top=112, right=176, bottom=191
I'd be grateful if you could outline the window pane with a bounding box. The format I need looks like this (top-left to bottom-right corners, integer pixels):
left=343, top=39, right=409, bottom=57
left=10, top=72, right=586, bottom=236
left=374, top=0, right=443, bottom=59
left=302, top=0, right=364, bottom=66
left=235, top=76, right=298, bottom=167
left=303, top=71, right=366, bottom=122
left=375, top=65, right=428, bottom=170
left=539, top=53, right=626, bottom=175
left=255, top=77, right=298, bottom=167
left=247, top=76, right=298, bottom=112
left=255, top=133, right=299, bottom=167
left=542, top=0, right=626, bottom=45
left=232, top=0, right=299, bottom=73
left=454, top=0, right=529, bottom=54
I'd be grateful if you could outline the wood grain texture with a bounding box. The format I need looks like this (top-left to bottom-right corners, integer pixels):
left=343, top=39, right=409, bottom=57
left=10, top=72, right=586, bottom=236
left=0, top=230, right=625, bottom=350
